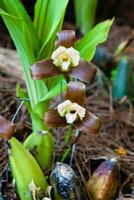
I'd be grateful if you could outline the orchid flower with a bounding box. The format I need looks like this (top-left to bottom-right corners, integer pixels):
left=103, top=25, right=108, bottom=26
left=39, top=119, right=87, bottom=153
left=44, top=81, right=102, bottom=134
left=31, top=30, right=97, bottom=84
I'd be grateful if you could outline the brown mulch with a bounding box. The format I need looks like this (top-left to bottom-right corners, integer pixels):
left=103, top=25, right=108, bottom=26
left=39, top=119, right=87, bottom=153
left=1, top=58, right=134, bottom=199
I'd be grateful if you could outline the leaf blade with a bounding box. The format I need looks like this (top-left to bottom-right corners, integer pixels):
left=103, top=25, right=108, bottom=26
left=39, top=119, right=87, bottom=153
left=39, top=76, right=67, bottom=102
left=35, top=0, right=69, bottom=59
left=75, top=19, right=114, bottom=61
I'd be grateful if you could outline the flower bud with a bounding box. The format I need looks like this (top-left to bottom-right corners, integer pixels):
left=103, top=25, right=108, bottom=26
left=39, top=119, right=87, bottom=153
left=87, top=158, right=120, bottom=200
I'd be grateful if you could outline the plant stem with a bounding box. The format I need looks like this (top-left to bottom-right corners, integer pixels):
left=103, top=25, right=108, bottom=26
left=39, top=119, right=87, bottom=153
left=61, top=129, right=80, bottom=163
left=65, top=124, right=73, bottom=145
left=60, top=124, right=72, bottom=162
left=60, top=147, right=71, bottom=163
left=30, top=112, right=49, bottom=133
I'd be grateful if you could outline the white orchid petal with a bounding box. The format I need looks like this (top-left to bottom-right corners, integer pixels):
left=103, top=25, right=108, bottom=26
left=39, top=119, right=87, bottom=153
left=57, top=100, right=72, bottom=117
left=51, top=46, right=67, bottom=60
left=73, top=103, right=86, bottom=120
left=66, top=112, right=77, bottom=124
left=67, top=47, right=80, bottom=66
left=61, top=61, right=70, bottom=71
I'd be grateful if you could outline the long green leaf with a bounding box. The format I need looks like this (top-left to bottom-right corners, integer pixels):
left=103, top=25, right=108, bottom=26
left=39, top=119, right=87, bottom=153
left=38, top=13, right=65, bottom=59
left=75, top=19, right=114, bottom=61
left=34, top=0, right=49, bottom=40
left=34, top=0, right=69, bottom=59
left=0, top=10, right=37, bottom=107
left=0, top=1, right=47, bottom=109
left=74, top=0, right=98, bottom=34
left=9, top=137, right=48, bottom=200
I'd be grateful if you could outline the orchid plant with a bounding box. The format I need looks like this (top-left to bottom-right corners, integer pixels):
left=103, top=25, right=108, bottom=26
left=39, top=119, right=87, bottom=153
left=0, top=0, right=113, bottom=199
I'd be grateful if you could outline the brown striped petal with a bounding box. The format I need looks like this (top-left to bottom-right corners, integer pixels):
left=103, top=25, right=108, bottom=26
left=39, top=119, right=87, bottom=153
left=76, top=111, right=102, bottom=134
left=44, top=109, right=66, bottom=128
left=70, top=60, right=97, bottom=84
left=31, top=59, right=61, bottom=80
left=0, top=116, right=16, bottom=140
left=64, top=81, right=86, bottom=105
left=55, top=30, right=75, bottom=48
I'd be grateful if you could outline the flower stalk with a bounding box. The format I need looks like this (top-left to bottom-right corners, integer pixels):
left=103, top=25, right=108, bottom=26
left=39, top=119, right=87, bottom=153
left=65, top=124, right=73, bottom=145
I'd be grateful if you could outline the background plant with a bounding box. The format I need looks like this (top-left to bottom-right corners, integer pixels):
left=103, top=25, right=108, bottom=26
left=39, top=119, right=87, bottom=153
left=74, top=0, right=98, bottom=34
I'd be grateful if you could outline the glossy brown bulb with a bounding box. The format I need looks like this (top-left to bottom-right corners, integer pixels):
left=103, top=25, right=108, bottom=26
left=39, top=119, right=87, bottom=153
left=87, top=158, right=120, bottom=200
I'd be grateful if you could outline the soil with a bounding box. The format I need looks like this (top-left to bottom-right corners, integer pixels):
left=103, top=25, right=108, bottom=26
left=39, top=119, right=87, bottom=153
left=0, top=2, right=134, bottom=200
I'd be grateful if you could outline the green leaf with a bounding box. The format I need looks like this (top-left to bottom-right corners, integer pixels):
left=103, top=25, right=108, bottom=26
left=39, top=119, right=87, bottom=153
left=74, top=0, right=98, bottom=34
left=0, top=2, right=37, bottom=108
left=0, top=11, right=37, bottom=108
left=39, top=76, right=67, bottom=102
left=33, top=0, right=49, bottom=40
left=75, top=19, right=114, bottom=61
left=38, top=16, right=64, bottom=59
left=35, top=0, right=69, bottom=59
left=9, top=137, right=48, bottom=200
left=0, top=1, right=47, bottom=109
